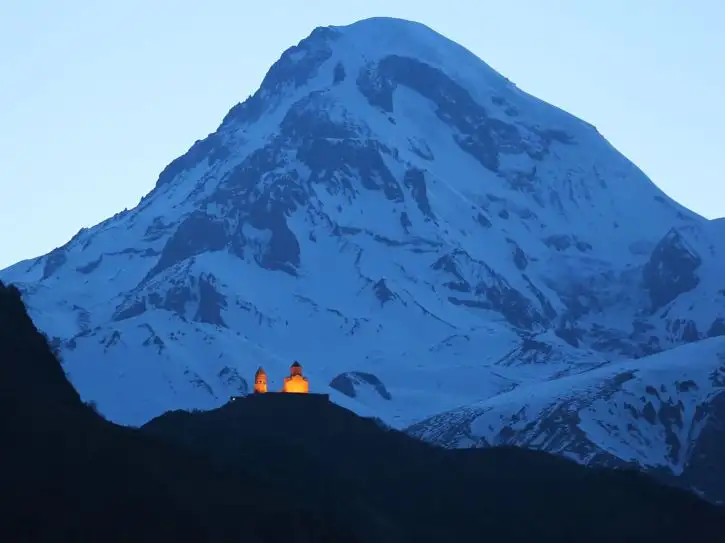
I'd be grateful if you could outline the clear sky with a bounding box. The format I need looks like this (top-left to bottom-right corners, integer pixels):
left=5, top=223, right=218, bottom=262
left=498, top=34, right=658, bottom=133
left=1, top=0, right=723, bottom=269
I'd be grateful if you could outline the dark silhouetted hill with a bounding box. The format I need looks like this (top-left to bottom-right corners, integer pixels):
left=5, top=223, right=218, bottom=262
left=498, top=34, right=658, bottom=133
left=0, top=281, right=353, bottom=543
left=145, top=393, right=725, bottom=542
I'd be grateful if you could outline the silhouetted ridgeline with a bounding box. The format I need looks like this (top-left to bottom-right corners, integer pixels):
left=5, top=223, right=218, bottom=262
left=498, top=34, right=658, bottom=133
left=145, top=391, right=725, bottom=542
left=2, top=279, right=725, bottom=542
left=0, top=280, right=353, bottom=543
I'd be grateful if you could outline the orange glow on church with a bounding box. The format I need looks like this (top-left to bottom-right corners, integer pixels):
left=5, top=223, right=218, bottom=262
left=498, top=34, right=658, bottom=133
left=250, top=362, right=310, bottom=394
left=282, top=361, right=309, bottom=393
left=231, top=359, right=328, bottom=404
left=253, top=367, right=267, bottom=393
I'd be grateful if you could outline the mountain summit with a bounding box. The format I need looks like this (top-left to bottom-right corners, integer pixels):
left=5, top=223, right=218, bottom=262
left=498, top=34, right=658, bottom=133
left=2, top=17, right=724, bottom=499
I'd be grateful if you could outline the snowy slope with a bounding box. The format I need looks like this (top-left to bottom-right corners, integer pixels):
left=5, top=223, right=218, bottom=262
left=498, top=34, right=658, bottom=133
left=2, top=17, right=724, bottom=494
left=408, top=336, right=725, bottom=502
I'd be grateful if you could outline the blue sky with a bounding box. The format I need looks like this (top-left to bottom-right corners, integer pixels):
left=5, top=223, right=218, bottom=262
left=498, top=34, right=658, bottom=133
left=1, top=0, right=723, bottom=269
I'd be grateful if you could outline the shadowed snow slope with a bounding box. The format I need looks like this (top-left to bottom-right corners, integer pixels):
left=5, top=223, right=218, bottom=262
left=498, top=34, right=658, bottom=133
left=2, top=17, right=724, bottom=501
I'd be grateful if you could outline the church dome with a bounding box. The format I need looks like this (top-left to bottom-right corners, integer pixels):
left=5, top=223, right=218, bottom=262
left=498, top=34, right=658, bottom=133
left=285, top=361, right=307, bottom=392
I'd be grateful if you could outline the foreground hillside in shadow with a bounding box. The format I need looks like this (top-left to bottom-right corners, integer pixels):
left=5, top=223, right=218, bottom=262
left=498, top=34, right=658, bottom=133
left=0, top=281, right=351, bottom=543
left=2, top=278, right=725, bottom=542
left=146, top=393, right=725, bottom=542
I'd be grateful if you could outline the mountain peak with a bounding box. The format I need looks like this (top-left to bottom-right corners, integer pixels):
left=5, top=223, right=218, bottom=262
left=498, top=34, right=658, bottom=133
left=330, top=16, right=501, bottom=76
left=217, top=16, right=512, bottom=133
left=2, top=17, right=724, bottom=504
left=334, top=15, right=434, bottom=32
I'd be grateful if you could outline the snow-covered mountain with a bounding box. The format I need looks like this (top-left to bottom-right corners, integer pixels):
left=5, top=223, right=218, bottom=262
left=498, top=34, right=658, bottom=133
left=2, top=17, right=724, bottom=498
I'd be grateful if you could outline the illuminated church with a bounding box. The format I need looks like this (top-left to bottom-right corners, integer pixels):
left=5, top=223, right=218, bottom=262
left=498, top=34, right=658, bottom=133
left=253, top=361, right=309, bottom=394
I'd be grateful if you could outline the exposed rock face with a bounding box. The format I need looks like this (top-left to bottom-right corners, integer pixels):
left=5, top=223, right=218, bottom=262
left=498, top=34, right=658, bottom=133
left=330, top=372, right=392, bottom=400
left=679, top=388, right=725, bottom=503
left=643, top=229, right=702, bottom=312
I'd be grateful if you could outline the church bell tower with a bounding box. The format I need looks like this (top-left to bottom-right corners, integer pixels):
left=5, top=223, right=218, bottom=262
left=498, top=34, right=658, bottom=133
left=254, top=367, right=268, bottom=393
